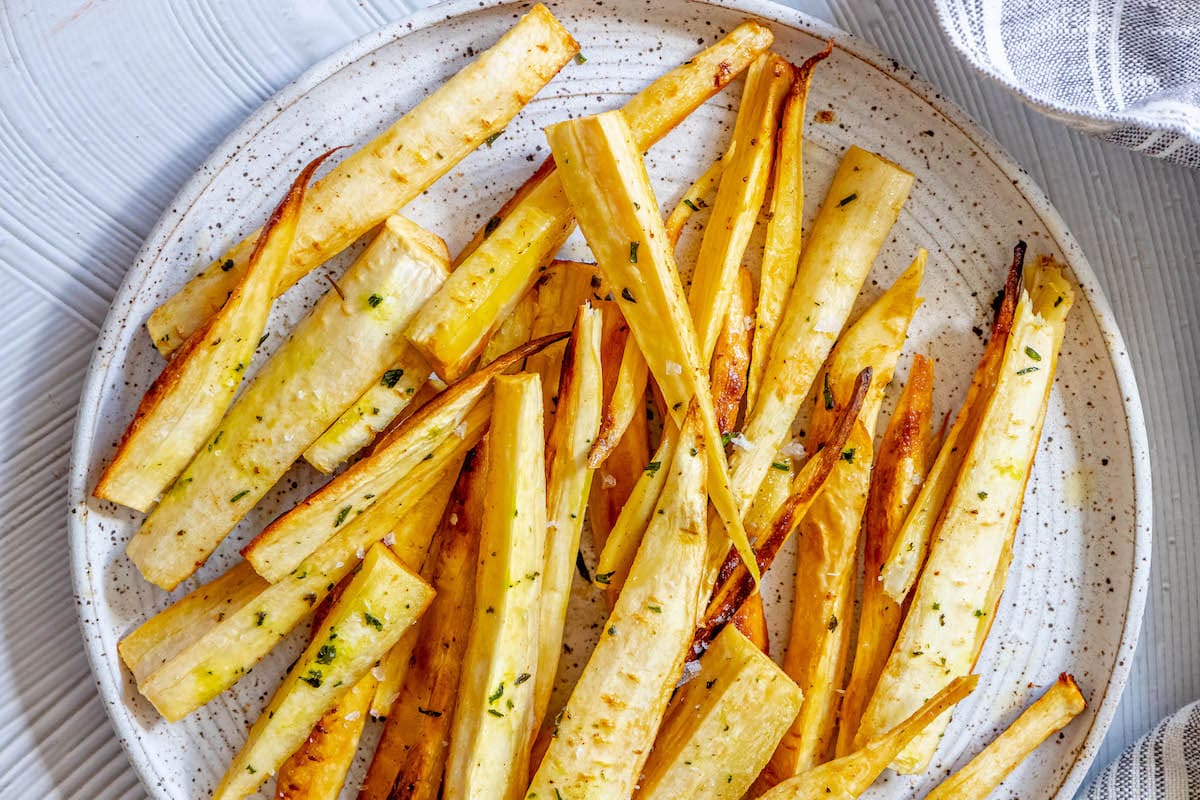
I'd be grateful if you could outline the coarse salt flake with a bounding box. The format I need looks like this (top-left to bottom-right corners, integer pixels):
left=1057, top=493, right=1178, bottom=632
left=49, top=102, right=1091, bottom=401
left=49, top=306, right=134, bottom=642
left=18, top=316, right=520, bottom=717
left=382, top=532, right=396, bottom=547
left=781, top=441, right=806, bottom=459
left=602, top=473, right=617, bottom=489
left=728, top=432, right=754, bottom=451
left=664, top=360, right=683, bottom=376
left=355, top=546, right=365, bottom=560
left=372, top=665, right=386, bottom=682
left=453, top=422, right=467, bottom=439
left=344, top=711, right=362, bottom=722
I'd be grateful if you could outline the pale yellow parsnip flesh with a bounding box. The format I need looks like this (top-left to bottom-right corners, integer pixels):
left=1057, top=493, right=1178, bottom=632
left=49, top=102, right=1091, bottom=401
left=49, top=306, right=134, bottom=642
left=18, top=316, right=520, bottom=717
left=444, top=374, right=547, bottom=800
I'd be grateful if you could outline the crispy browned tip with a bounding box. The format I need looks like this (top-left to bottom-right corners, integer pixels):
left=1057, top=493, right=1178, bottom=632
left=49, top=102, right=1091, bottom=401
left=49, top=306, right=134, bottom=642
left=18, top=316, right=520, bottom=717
left=992, top=240, right=1026, bottom=340
left=690, top=367, right=872, bottom=661
left=795, top=39, right=834, bottom=79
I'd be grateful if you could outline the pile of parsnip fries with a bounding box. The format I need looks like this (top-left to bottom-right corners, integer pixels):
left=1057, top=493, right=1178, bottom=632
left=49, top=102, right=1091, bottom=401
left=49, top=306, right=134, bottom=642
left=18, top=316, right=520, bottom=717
left=97, top=5, right=1091, bottom=798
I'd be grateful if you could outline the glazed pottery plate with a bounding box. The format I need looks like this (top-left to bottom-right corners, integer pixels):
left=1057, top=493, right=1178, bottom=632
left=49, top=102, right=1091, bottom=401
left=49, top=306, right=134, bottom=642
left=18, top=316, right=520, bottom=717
left=67, top=0, right=1151, bottom=797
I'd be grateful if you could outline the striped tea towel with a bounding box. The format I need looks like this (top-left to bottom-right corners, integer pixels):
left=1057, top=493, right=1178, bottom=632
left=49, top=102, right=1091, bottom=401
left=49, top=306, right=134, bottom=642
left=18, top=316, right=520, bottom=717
left=1084, top=701, right=1200, bottom=799
left=932, top=0, right=1200, bottom=166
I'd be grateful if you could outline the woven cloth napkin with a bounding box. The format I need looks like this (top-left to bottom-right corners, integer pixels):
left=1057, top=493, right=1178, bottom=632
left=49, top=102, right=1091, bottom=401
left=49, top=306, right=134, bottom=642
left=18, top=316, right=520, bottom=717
left=932, top=0, right=1200, bottom=166
left=1084, top=701, right=1200, bottom=799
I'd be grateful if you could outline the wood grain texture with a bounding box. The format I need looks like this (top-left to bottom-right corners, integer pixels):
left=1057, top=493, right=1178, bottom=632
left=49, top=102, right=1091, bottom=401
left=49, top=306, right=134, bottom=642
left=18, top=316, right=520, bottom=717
left=0, top=1, right=1193, bottom=799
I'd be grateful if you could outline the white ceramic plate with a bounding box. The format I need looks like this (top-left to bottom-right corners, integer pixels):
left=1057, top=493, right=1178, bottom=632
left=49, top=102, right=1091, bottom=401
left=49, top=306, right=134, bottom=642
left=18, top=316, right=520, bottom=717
left=68, top=1, right=1152, bottom=798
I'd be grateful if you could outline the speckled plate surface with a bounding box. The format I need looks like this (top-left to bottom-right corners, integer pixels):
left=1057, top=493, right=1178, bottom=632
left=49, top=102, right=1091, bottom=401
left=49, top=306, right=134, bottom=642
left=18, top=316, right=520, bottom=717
left=67, top=1, right=1151, bottom=798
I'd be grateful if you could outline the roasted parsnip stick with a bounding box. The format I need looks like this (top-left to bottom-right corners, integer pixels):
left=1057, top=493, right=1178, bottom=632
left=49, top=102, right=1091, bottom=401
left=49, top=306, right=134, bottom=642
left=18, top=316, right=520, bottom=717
left=526, top=406, right=708, bottom=800
left=925, top=674, right=1086, bottom=799
left=747, top=45, right=831, bottom=411
left=95, top=154, right=320, bottom=512
left=664, top=153, right=727, bottom=250
left=535, top=306, right=603, bottom=725
left=129, top=214, right=451, bottom=589
left=212, top=544, right=434, bottom=800
left=729, top=146, right=912, bottom=517
left=545, top=109, right=756, bottom=578
left=147, top=4, right=579, bottom=354
left=858, top=257, right=1074, bottom=772
left=635, top=626, right=803, bottom=800
left=593, top=424, right=678, bottom=603
left=771, top=253, right=923, bottom=777
left=406, top=22, right=774, bottom=380
left=304, top=343, right=434, bottom=473
left=756, top=676, right=979, bottom=800
left=836, top=354, right=934, bottom=756
left=880, top=243, right=1025, bottom=601
left=688, top=53, right=792, bottom=362
left=524, top=262, right=601, bottom=423
left=444, top=374, right=547, bottom=800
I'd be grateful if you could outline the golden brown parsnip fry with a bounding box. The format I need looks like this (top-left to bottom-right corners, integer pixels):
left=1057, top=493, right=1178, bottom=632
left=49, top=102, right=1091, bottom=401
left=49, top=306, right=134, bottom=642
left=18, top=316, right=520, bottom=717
left=481, top=282, right=538, bottom=367
left=771, top=254, right=923, bottom=777
left=118, top=560, right=268, bottom=684
left=369, top=470, right=459, bottom=718
left=243, top=335, right=564, bottom=582
left=546, top=109, right=755, bottom=579
left=689, top=53, right=792, bottom=363
left=129, top=215, right=451, bottom=590
left=134, top=432, right=475, bottom=722
left=747, top=45, right=831, bottom=412
left=836, top=354, right=934, bottom=756
left=304, top=344, right=434, bottom=473
left=212, top=545, right=434, bottom=800
left=588, top=321, right=649, bottom=467
left=594, top=423, right=678, bottom=603
left=757, top=676, right=979, bottom=800
left=526, top=406, right=708, bottom=800
left=926, top=674, right=1086, bottom=799
left=880, top=243, right=1025, bottom=601
left=406, top=22, right=774, bottom=381
left=524, top=262, right=601, bottom=422
left=444, top=374, right=546, bottom=800
left=730, top=146, right=913, bottom=518
left=664, top=152, right=727, bottom=249
left=711, top=267, right=754, bottom=436
left=147, top=5, right=579, bottom=355
left=535, top=306, right=603, bottom=726
left=635, top=626, right=803, bottom=800
left=691, top=370, right=869, bottom=662
left=358, top=448, right=485, bottom=800
left=587, top=306, right=651, bottom=550
left=275, top=674, right=376, bottom=800
left=858, top=258, right=1074, bottom=772
left=731, top=591, right=770, bottom=654
left=94, top=154, right=321, bottom=512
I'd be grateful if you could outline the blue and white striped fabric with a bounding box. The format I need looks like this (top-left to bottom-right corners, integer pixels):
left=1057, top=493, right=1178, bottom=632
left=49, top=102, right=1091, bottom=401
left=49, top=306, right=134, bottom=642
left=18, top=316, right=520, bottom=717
left=1085, top=701, right=1200, bottom=799
left=932, top=0, right=1200, bottom=166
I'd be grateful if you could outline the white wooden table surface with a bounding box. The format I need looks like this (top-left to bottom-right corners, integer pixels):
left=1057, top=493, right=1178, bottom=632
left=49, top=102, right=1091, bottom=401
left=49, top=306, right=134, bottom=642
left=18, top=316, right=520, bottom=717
left=1, top=1, right=1196, bottom=797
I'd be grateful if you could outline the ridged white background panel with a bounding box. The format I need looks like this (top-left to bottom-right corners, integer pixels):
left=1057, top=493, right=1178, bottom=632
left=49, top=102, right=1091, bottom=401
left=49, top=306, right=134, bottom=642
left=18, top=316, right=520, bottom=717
left=0, top=1, right=1195, bottom=799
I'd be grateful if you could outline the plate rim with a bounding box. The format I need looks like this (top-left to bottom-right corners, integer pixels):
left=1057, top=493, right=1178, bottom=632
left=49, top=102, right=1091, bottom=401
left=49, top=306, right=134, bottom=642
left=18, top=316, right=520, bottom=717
left=66, top=1, right=1153, bottom=797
